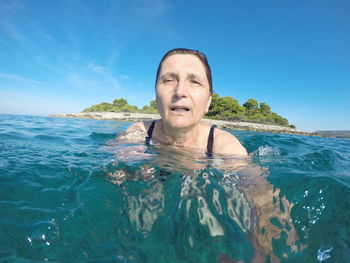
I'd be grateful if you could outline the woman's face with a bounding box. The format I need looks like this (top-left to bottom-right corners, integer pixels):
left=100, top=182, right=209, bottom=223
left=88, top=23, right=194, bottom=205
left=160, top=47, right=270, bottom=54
left=156, top=54, right=212, bottom=129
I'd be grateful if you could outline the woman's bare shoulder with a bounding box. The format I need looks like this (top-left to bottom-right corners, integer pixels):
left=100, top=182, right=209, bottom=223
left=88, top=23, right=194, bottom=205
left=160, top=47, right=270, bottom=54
left=126, top=120, right=158, bottom=132
left=116, top=121, right=153, bottom=143
left=213, top=128, right=248, bottom=155
left=126, top=122, right=147, bottom=133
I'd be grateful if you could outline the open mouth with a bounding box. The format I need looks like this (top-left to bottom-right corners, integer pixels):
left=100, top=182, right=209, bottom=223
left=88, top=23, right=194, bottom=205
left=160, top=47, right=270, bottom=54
left=170, top=106, right=190, bottom=112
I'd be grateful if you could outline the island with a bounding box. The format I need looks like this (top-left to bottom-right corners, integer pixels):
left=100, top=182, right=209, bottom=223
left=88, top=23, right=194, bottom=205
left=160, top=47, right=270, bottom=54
left=314, top=130, right=350, bottom=138
left=51, top=95, right=316, bottom=136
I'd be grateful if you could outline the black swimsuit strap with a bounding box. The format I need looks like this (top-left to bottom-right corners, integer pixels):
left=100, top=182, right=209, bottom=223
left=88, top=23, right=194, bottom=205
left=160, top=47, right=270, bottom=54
left=145, top=120, right=157, bottom=145
left=206, top=125, right=216, bottom=155
left=146, top=121, right=216, bottom=155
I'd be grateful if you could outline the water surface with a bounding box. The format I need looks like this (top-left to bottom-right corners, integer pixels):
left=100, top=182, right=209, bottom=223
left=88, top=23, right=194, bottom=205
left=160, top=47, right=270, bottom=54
left=1, top=114, right=350, bottom=263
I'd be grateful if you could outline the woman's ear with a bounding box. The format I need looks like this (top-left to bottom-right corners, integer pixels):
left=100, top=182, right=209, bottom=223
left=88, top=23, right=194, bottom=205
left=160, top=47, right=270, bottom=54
left=205, top=96, right=212, bottom=113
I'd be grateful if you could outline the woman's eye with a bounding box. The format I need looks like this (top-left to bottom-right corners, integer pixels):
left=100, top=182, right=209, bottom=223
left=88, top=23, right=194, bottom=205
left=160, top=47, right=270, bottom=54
left=163, top=78, right=174, bottom=83
left=190, top=79, right=200, bottom=85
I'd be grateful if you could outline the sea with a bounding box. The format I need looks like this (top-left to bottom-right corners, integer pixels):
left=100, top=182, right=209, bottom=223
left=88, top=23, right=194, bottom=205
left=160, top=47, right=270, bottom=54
left=1, top=114, right=350, bottom=263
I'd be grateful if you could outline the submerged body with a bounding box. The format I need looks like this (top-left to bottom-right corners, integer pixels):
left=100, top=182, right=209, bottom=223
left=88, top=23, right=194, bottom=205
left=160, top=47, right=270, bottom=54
left=110, top=128, right=301, bottom=263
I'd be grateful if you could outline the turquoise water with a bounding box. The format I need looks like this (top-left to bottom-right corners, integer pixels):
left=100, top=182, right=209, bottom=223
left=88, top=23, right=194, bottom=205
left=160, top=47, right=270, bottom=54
left=1, top=114, right=350, bottom=263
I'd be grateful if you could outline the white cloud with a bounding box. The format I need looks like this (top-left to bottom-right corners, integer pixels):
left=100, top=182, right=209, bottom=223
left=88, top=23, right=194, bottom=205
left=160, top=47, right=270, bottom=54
left=119, top=74, right=131, bottom=80
left=0, top=72, right=45, bottom=86
left=87, top=64, right=108, bottom=75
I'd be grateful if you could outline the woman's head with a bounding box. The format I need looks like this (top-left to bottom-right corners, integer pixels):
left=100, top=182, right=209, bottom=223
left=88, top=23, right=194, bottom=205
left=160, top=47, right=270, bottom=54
left=155, top=48, right=213, bottom=95
left=155, top=48, right=213, bottom=129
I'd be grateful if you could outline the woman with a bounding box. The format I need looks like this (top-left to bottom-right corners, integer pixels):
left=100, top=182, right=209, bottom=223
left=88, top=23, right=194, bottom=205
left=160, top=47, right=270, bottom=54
left=123, top=48, right=247, bottom=156
left=111, top=48, right=301, bottom=262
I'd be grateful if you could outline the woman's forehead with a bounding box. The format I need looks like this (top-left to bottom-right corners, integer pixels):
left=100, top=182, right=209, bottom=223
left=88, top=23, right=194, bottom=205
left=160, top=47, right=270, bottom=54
left=160, top=54, right=206, bottom=76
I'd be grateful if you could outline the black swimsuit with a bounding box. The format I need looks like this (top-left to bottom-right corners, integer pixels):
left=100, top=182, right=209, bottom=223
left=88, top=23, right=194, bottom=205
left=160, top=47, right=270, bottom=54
left=145, top=120, right=216, bottom=156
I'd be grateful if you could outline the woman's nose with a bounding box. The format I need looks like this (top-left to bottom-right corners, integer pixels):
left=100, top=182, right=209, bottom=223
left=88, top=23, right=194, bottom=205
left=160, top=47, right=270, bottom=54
left=174, top=81, right=188, bottom=98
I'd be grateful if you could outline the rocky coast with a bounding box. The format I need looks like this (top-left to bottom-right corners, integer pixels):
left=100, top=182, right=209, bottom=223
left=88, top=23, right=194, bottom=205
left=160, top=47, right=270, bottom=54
left=51, top=112, right=314, bottom=136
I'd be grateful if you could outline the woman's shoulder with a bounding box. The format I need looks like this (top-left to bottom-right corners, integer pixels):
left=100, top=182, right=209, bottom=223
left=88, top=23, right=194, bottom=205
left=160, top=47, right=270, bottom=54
left=126, top=121, right=145, bottom=133
left=125, top=120, right=156, bottom=133
left=117, top=121, right=155, bottom=143
left=212, top=127, right=248, bottom=155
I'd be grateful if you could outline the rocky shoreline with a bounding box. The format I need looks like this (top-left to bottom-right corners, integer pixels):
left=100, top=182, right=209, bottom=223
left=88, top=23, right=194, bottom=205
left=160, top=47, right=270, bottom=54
left=50, top=112, right=315, bottom=136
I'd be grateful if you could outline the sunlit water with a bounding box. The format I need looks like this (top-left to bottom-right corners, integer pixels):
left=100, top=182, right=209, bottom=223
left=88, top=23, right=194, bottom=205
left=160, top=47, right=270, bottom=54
left=1, top=114, right=350, bottom=263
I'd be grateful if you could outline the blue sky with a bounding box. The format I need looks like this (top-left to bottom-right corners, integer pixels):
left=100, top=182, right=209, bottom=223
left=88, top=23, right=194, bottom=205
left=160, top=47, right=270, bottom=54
left=0, top=0, right=349, bottom=131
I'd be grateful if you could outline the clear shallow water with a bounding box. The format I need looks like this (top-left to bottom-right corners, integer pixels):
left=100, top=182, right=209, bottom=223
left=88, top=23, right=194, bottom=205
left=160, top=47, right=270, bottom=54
left=1, top=114, right=350, bottom=263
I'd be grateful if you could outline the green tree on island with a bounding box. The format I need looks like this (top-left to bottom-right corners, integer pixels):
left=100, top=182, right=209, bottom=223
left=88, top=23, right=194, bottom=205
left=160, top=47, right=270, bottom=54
left=205, top=94, right=244, bottom=120
left=83, top=98, right=138, bottom=113
left=243, top=98, right=259, bottom=111
left=141, top=100, right=157, bottom=114
left=259, top=102, right=271, bottom=116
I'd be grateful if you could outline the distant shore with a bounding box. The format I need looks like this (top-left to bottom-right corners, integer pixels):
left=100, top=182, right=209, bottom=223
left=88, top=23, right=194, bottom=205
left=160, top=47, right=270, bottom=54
left=50, top=112, right=315, bottom=136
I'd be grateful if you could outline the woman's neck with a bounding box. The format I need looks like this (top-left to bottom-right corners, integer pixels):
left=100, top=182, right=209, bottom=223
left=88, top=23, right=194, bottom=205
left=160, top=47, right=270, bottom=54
left=156, top=120, right=201, bottom=148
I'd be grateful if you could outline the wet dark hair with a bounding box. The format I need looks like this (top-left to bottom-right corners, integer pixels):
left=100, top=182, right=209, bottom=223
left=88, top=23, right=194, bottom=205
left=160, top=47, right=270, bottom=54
left=155, top=48, right=213, bottom=94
